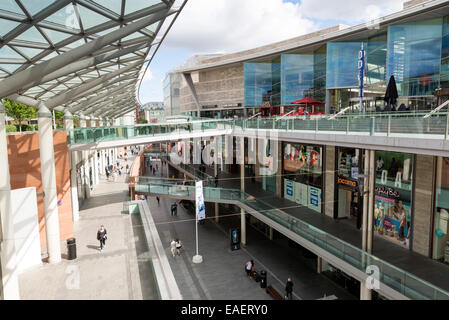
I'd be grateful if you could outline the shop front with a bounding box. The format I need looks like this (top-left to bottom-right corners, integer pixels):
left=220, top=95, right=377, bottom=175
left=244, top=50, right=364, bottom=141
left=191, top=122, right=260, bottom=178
left=374, top=151, right=413, bottom=249
left=335, top=147, right=364, bottom=229
left=282, top=142, right=323, bottom=213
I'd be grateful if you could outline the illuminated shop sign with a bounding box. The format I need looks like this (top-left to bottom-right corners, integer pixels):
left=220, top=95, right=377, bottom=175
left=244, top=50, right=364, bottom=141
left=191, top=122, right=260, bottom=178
left=337, top=176, right=358, bottom=189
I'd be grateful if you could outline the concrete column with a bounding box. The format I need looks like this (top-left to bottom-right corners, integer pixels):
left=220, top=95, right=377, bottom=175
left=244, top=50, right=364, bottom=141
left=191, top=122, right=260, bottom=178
left=275, top=140, right=282, bottom=197
left=94, top=151, right=99, bottom=185
left=37, top=105, right=62, bottom=264
left=360, top=282, right=372, bottom=300
left=269, top=227, right=273, bottom=240
left=324, top=146, right=335, bottom=218
left=215, top=203, right=219, bottom=223
left=0, top=103, right=20, bottom=299
left=65, top=111, right=79, bottom=222
left=241, top=208, right=246, bottom=246
left=100, top=150, right=105, bottom=176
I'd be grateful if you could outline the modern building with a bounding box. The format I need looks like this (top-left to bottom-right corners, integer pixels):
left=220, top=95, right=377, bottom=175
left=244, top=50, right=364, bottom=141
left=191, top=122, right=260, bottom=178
left=170, top=0, right=449, bottom=118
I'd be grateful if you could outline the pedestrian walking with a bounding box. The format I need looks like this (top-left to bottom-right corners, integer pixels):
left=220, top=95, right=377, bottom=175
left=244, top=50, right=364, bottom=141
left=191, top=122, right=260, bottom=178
left=156, top=196, right=160, bottom=206
left=170, top=239, right=177, bottom=257
left=97, top=225, right=107, bottom=252
left=285, top=278, right=293, bottom=300
left=214, top=174, right=218, bottom=187
left=173, top=202, right=178, bottom=216
left=105, top=166, right=110, bottom=181
left=245, top=260, right=253, bottom=279
left=175, top=239, right=182, bottom=255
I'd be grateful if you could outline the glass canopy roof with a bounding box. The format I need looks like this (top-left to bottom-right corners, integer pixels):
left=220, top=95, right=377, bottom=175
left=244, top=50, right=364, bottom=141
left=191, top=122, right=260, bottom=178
left=0, top=0, right=185, bottom=120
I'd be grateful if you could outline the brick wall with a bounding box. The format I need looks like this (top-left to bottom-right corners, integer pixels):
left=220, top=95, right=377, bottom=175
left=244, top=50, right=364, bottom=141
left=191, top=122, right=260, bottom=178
left=7, top=131, right=74, bottom=248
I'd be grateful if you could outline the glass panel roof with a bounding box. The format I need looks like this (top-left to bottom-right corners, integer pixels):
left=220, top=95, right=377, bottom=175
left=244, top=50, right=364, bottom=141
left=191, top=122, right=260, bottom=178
left=0, top=19, right=21, bottom=37
left=16, top=27, right=48, bottom=43
left=40, top=27, right=73, bottom=44
left=77, top=4, right=110, bottom=30
left=94, top=0, right=123, bottom=15
left=0, top=46, right=22, bottom=59
left=45, top=4, right=81, bottom=29
left=0, top=0, right=177, bottom=118
left=20, top=0, right=57, bottom=16
left=0, top=0, right=24, bottom=15
left=12, top=46, right=45, bottom=59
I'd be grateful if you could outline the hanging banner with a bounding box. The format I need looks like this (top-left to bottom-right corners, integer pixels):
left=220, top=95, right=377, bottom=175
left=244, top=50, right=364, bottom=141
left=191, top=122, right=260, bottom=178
left=196, top=181, right=206, bottom=221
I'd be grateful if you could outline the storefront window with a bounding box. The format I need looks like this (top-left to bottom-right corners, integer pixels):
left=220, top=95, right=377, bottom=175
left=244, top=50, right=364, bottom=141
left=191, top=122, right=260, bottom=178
left=282, top=142, right=323, bottom=213
left=336, top=148, right=363, bottom=228
left=374, top=151, right=413, bottom=248
left=432, top=157, right=449, bottom=263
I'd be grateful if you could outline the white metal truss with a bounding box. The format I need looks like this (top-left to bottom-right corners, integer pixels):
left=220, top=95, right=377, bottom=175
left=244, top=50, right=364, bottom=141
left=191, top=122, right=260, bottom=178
left=0, top=0, right=187, bottom=120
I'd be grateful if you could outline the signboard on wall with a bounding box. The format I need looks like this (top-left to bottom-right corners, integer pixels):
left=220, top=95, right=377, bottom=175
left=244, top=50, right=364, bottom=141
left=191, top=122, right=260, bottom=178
left=308, top=186, right=322, bottom=213
left=284, top=179, right=295, bottom=202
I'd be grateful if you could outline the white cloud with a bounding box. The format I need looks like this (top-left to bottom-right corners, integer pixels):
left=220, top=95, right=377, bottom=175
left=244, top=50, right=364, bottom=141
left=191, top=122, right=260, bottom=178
left=142, top=69, right=153, bottom=82
left=299, top=0, right=405, bottom=24
left=164, top=0, right=317, bottom=53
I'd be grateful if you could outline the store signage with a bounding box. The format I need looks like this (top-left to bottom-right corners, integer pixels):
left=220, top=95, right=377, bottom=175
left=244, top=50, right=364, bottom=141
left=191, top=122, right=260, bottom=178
left=308, top=187, right=321, bottom=213
left=375, top=186, right=400, bottom=199
left=202, top=105, right=217, bottom=109
left=337, top=176, right=358, bottom=189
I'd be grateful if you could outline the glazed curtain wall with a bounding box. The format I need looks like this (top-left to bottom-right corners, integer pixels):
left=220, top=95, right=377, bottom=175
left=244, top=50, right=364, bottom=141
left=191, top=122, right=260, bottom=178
left=280, top=46, right=326, bottom=105
left=326, top=41, right=365, bottom=89
left=244, top=61, right=280, bottom=107
left=440, top=16, right=449, bottom=89
left=388, top=18, right=442, bottom=97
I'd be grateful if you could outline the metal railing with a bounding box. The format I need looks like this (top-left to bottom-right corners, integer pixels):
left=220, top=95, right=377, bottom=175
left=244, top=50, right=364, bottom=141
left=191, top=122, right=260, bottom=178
left=67, top=111, right=449, bottom=145
left=133, top=177, right=449, bottom=300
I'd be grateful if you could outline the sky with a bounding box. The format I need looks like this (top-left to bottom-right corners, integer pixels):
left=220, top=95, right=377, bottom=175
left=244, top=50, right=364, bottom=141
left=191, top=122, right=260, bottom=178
left=138, top=0, right=406, bottom=104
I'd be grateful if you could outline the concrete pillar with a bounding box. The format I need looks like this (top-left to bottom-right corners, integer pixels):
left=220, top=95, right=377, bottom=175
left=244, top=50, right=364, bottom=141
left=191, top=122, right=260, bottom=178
left=324, top=146, right=335, bottom=218
left=241, top=208, right=246, bottom=246
left=269, top=227, right=273, bottom=240
left=37, top=105, right=62, bottom=264
left=275, top=140, right=282, bottom=197
left=215, top=203, right=219, bottom=223
left=65, top=111, right=79, bottom=222
left=94, top=150, right=99, bottom=185
left=100, top=150, right=105, bottom=176
left=0, top=103, right=20, bottom=299
left=360, top=282, right=372, bottom=300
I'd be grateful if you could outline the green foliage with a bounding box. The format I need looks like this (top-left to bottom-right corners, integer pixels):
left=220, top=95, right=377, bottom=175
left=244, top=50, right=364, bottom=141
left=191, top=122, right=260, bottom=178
left=138, top=118, right=148, bottom=124
left=34, top=124, right=38, bottom=131
left=16, top=124, right=34, bottom=132
left=54, top=110, right=64, bottom=120
left=2, top=98, right=37, bottom=132
left=6, top=124, right=17, bottom=132
left=73, top=115, right=79, bottom=128
left=56, top=123, right=64, bottom=129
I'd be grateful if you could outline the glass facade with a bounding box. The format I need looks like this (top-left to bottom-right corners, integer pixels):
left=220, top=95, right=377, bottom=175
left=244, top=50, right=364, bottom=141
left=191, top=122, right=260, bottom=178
left=280, top=46, right=326, bottom=105
left=326, top=41, right=365, bottom=89
left=282, top=142, right=323, bottom=213
left=374, top=151, right=413, bottom=249
left=440, top=16, right=449, bottom=89
left=388, top=18, right=443, bottom=97
left=244, top=61, right=280, bottom=107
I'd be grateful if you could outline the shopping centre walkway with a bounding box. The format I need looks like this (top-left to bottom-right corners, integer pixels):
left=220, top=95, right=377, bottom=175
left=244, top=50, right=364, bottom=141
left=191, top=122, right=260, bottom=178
left=146, top=164, right=355, bottom=300
left=188, top=162, right=449, bottom=294
left=18, top=156, right=158, bottom=300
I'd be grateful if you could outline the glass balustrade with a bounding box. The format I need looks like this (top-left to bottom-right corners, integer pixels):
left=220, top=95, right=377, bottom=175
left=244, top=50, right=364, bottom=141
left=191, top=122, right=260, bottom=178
left=133, top=177, right=449, bottom=300
left=67, top=112, right=449, bottom=146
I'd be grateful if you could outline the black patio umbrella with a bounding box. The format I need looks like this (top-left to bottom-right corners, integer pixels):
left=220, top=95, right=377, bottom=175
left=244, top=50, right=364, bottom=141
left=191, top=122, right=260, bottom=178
left=384, top=75, right=398, bottom=110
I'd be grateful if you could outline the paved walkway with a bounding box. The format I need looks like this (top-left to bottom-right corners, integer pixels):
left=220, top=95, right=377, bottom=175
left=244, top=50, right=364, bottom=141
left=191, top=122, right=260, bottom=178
left=193, top=162, right=449, bottom=294
left=147, top=163, right=355, bottom=300
left=18, top=153, right=158, bottom=300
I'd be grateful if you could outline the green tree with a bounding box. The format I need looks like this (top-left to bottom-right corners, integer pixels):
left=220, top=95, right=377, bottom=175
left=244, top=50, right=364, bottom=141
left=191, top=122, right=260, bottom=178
left=138, top=118, right=148, bottom=124
left=2, top=98, right=37, bottom=133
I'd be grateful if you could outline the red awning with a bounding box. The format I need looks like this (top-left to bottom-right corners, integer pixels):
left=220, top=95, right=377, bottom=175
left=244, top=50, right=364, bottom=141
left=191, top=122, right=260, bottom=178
left=290, top=98, right=324, bottom=105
